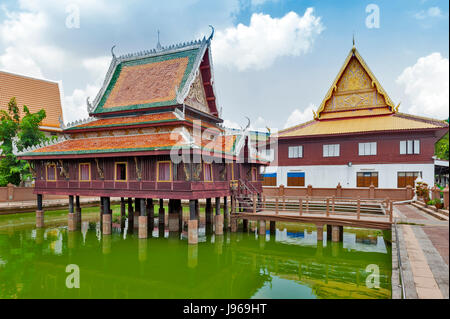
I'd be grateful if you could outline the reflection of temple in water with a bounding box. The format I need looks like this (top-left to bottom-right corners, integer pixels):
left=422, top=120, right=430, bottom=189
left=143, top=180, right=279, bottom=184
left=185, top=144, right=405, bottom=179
left=0, top=224, right=390, bottom=299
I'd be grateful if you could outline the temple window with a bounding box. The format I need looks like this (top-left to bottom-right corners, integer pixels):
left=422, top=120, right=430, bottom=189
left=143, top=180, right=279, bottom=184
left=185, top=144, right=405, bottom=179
left=357, top=172, right=378, bottom=187
left=323, top=144, right=340, bottom=157
left=251, top=167, right=258, bottom=181
left=288, top=145, right=303, bottom=158
left=115, top=162, right=127, bottom=181
left=287, top=172, right=305, bottom=186
left=262, top=172, right=276, bottom=186
left=79, top=163, right=91, bottom=181
left=397, top=172, right=422, bottom=188
left=46, top=163, right=56, bottom=181
left=203, top=163, right=213, bottom=182
left=400, top=140, right=420, bottom=155
left=157, top=161, right=172, bottom=182
left=358, top=142, right=377, bottom=156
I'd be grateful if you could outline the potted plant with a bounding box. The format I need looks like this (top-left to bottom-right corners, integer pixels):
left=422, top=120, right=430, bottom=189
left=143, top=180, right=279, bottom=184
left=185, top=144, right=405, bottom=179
left=416, top=181, right=430, bottom=205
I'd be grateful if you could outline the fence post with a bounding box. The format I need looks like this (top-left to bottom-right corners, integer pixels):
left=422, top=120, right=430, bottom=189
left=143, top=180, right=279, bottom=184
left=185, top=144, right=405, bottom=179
left=389, top=200, right=393, bottom=222
left=357, top=196, right=361, bottom=220
left=253, top=194, right=257, bottom=214
left=326, top=198, right=330, bottom=217
left=299, top=198, right=303, bottom=216
left=307, top=184, right=313, bottom=197
left=336, top=183, right=342, bottom=198
left=275, top=196, right=279, bottom=215
left=443, top=185, right=449, bottom=210
left=263, top=195, right=266, bottom=210
left=332, top=195, right=335, bottom=213
left=406, top=185, right=413, bottom=200
left=7, top=183, right=14, bottom=201
left=282, top=195, right=286, bottom=211
left=369, top=184, right=375, bottom=199
left=306, top=196, right=309, bottom=213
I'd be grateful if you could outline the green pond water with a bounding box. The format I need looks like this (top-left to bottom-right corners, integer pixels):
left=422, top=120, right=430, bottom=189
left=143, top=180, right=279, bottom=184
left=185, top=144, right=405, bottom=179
left=0, top=206, right=392, bottom=299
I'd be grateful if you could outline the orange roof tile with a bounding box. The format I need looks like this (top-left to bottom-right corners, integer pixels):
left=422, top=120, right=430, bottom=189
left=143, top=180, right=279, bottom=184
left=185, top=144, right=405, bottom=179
left=0, top=71, right=63, bottom=130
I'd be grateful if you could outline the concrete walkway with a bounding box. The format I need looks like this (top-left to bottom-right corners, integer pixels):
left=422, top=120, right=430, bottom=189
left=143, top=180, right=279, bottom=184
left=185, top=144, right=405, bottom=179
left=394, top=204, right=449, bottom=299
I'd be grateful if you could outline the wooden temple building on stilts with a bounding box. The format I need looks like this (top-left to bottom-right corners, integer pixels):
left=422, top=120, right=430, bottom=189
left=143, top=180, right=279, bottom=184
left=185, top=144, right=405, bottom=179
left=17, top=28, right=268, bottom=244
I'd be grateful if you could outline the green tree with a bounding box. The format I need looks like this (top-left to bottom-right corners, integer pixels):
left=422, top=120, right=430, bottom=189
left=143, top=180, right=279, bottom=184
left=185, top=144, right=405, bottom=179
left=0, top=97, right=48, bottom=186
left=435, top=118, right=449, bottom=161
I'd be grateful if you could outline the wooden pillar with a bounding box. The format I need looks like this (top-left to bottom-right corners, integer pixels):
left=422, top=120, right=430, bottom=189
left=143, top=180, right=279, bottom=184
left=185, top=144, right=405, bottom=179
left=159, top=198, right=165, bottom=226
left=102, top=197, right=112, bottom=235
left=275, top=196, right=279, bottom=214
left=139, top=198, right=148, bottom=239
left=188, top=199, right=198, bottom=244
left=316, top=225, right=324, bottom=241
left=326, top=224, right=332, bottom=240
left=75, top=195, right=81, bottom=228
left=134, top=198, right=140, bottom=228
left=306, top=196, right=309, bottom=212
left=205, top=198, right=212, bottom=225
left=332, top=196, right=335, bottom=213
left=215, top=197, right=223, bottom=235
left=223, top=196, right=228, bottom=217
left=253, top=194, right=257, bottom=214
left=269, top=221, right=276, bottom=235
left=147, top=198, right=154, bottom=230
left=299, top=198, right=303, bottom=216
left=68, top=195, right=76, bottom=232
left=195, top=199, right=199, bottom=222
left=120, top=197, right=126, bottom=218
left=36, top=194, right=44, bottom=228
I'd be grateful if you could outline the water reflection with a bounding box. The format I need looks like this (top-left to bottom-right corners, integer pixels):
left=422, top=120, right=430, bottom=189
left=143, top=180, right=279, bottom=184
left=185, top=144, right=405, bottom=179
left=0, top=214, right=391, bottom=299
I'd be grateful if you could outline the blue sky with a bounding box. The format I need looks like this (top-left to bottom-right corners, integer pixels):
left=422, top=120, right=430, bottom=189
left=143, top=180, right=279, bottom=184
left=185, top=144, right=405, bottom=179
left=0, top=0, right=448, bottom=129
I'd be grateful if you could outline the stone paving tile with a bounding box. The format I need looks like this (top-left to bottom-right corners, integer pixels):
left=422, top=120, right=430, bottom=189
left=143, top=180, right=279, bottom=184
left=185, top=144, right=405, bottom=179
left=394, top=204, right=449, bottom=299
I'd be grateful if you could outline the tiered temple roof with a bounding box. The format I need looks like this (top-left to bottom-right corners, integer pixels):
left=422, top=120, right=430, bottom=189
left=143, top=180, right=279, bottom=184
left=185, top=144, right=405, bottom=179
left=278, top=44, right=448, bottom=138
left=17, top=29, right=264, bottom=162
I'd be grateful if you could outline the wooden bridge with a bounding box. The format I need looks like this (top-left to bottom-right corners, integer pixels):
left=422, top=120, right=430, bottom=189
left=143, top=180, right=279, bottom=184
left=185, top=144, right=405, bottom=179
left=231, top=195, right=393, bottom=241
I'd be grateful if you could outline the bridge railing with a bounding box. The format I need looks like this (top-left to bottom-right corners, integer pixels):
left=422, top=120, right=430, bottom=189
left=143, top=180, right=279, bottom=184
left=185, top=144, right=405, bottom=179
left=239, top=194, right=393, bottom=223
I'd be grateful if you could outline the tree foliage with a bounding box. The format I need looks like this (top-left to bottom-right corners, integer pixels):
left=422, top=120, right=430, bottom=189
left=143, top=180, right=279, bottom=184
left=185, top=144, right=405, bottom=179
left=435, top=131, right=449, bottom=161
left=0, top=97, right=48, bottom=186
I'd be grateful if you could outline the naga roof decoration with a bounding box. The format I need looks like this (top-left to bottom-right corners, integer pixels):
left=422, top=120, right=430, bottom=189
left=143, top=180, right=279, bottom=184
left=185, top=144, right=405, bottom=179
left=88, top=27, right=218, bottom=117
left=315, top=45, right=396, bottom=120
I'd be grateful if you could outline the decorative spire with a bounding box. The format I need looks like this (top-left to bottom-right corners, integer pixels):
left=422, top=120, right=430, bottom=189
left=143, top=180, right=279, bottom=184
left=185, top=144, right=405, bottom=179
left=352, top=33, right=356, bottom=52
left=111, top=45, right=116, bottom=59
left=156, top=29, right=162, bottom=50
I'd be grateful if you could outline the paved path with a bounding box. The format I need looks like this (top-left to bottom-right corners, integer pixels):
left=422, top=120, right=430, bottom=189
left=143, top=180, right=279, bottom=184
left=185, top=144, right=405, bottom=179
left=394, top=204, right=448, bottom=299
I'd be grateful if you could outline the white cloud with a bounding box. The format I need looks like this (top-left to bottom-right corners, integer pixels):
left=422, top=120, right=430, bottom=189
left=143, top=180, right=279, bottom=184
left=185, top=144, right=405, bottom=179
left=414, top=6, right=443, bottom=19
left=283, top=103, right=315, bottom=129
left=63, top=56, right=111, bottom=122
left=212, top=8, right=324, bottom=71
left=396, top=52, right=449, bottom=119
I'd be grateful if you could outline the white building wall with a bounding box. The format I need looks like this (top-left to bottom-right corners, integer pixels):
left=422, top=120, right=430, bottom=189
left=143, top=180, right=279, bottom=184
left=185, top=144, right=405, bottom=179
left=273, top=163, right=435, bottom=188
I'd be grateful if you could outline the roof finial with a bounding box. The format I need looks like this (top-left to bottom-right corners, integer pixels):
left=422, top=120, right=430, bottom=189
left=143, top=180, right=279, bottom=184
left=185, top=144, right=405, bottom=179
left=156, top=29, right=162, bottom=50
left=352, top=33, right=356, bottom=52
left=208, top=25, right=215, bottom=41
left=111, top=45, right=116, bottom=59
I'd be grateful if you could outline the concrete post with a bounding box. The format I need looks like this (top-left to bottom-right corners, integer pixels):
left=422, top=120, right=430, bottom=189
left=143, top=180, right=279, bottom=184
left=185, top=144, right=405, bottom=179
left=223, top=196, right=228, bottom=218
left=134, top=198, right=140, bottom=228
left=230, top=217, right=238, bottom=233
left=443, top=185, right=449, bottom=209
left=36, top=194, right=44, bottom=228
left=369, top=184, right=375, bottom=199
left=139, top=198, right=147, bottom=239
left=102, top=197, right=112, bottom=235
left=188, top=199, right=198, bottom=244
left=316, top=225, right=324, bottom=241
left=307, top=184, right=313, bottom=197
left=168, top=199, right=180, bottom=232
left=331, top=225, right=340, bottom=242
left=336, top=183, right=342, bottom=198
left=406, top=185, right=413, bottom=200
left=7, top=183, right=14, bottom=201
left=259, top=220, right=266, bottom=236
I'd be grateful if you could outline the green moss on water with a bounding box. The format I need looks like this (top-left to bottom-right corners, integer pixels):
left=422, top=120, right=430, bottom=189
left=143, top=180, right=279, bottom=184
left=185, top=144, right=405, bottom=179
left=0, top=208, right=392, bottom=299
